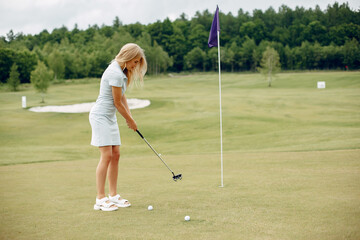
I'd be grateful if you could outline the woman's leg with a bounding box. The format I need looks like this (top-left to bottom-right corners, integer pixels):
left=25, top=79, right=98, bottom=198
left=108, top=146, right=130, bottom=206
left=96, top=146, right=113, bottom=199
left=108, top=145, right=120, bottom=197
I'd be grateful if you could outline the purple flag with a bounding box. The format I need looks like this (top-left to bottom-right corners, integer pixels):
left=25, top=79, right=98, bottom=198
left=208, top=6, right=220, bottom=48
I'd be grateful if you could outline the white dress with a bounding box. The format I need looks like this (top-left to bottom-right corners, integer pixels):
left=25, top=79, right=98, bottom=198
left=89, top=60, right=127, bottom=147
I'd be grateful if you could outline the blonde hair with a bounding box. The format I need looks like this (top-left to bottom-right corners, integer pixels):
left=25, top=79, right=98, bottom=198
left=115, top=43, right=147, bottom=88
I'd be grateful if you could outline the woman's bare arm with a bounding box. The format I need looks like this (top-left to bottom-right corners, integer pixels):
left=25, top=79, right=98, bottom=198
left=121, top=94, right=131, bottom=116
left=112, top=86, right=137, bottom=130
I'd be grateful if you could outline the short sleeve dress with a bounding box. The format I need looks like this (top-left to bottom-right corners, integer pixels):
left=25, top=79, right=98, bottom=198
left=89, top=60, right=128, bottom=147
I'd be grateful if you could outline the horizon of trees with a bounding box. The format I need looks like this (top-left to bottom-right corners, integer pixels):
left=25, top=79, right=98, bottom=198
left=0, top=2, right=359, bottom=84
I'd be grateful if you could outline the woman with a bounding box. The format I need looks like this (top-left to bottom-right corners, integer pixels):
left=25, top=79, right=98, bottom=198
left=89, top=43, right=147, bottom=211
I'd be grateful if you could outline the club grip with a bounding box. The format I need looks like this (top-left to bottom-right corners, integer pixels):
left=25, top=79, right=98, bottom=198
left=136, top=130, right=144, bottom=139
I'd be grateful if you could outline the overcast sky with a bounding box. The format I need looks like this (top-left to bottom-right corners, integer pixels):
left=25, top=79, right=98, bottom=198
left=1, top=0, right=359, bottom=37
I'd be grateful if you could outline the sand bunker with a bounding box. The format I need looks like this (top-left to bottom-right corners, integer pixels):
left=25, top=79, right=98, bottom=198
left=29, top=99, right=150, bottom=113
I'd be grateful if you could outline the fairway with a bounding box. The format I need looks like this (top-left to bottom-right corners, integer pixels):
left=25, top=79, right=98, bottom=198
left=0, top=71, right=359, bottom=239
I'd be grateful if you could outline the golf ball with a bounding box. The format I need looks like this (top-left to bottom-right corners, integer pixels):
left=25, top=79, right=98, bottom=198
left=148, top=205, right=153, bottom=211
left=184, top=216, right=190, bottom=221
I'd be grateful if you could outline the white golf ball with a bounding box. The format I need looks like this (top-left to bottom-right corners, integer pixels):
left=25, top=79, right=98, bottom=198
left=148, top=205, right=153, bottom=211
left=184, top=216, right=190, bottom=221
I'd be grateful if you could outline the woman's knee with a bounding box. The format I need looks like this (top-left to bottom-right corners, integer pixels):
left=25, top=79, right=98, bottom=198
left=99, top=146, right=113, bottom=163
left=112, top=147, right=120, bottom=162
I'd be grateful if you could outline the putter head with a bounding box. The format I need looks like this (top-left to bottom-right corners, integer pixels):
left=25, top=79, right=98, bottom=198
left=172, top=174, right=182, bottom=181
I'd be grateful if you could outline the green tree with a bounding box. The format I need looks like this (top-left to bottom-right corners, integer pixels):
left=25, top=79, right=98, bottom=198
left=7, top=63, right=20, bottom=91
left=304, top=21, right=327, bottom=44
left=221, top=12, right=241, bottom=46
left=166, top=25, right=187, bottom=71
left=320, top=44, right=342, bottom=69
left=328, top=23, right=360, bottom=46
left=284, top=45, right=295, bottom=70
left=113, top=16, right=122, bottom=29
left=239, top=37, right=256, bottom=70
left=125, top=23, right=144, bottom=39
left=325, top=2, right=356, bottom=27
left=288, top=23, right=306, bottom=47
left=159, top=18, right=174, bottom=51
left=99, top=25, right=114, bottom=38
left=253, top=40, right=271, bottom=70
left=0, top=48, right=37, bottom=84
left=15, top=50, right=38, bottom=83
left=278, top=5, right=294, bottom=27
left=188, top=24, right=208, bottom=50
left=223, top=46, right=235, bottom=72
left=258, top=47, right=281, bottom=87
left=184, top=47, right=206, bottom=71
left=208, top=47, right=218, bottom=71
left=31, top=61, right=53, bottom=103
left=2, top=3, right=360, bottom=74
left=342, top=38, right=360, bottom=69
left=48, top=50, right=65, bottom=80
left=0, top=48, right=15, bottom=83
left=146, top=42, right=173, bottom=75
left=239, top=19, right=266, bottom=44
left=262, top=7, right=279, bottom=31
left=271, top=27, right=290, bottom=45
left=229, top=41, right=241, bottom=71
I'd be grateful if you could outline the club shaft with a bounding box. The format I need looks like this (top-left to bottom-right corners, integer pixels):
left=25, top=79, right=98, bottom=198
left=142, top=137, right=174, bottom=174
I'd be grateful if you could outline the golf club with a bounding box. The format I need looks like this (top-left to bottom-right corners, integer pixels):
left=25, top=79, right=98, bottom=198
left=136, top=130, right=182, bottom=181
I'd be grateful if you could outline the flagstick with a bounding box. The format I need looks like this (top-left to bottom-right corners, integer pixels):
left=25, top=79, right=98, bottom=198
left=217, top=30, right=224, bottom=188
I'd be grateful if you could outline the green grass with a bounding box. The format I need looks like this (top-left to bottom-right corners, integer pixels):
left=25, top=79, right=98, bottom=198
left=0, top=71, right=359, bottom=239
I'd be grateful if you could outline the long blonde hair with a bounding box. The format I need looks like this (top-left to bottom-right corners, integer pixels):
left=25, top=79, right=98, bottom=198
left=115, top=43, right=147, bottom=87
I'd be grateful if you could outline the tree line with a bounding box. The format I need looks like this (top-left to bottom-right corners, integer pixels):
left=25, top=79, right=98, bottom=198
left=0, top=2, right=359, bottom=85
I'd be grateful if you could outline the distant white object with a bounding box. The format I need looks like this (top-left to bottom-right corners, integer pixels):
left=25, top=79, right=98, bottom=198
left=317, top=81, right=326, bottom=89
left=22, top=96, right=26, bottom=108
left=184, top=216, right=190, bottom=221
left=28, top=98, right=150, bottom=113
left=148, top=205, right=153, bottom=211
